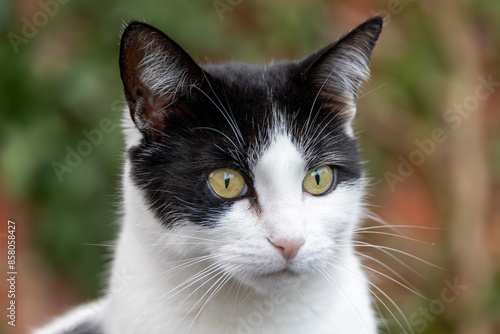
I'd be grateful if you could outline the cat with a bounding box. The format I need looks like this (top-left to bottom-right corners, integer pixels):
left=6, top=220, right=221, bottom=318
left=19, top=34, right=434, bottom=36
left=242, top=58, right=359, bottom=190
left=35, top=16, right=383, bottom=334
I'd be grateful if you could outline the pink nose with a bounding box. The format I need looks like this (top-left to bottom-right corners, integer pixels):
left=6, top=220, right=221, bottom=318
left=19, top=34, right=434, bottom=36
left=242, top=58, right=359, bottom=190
left=269, top=238, right=305, bottom=260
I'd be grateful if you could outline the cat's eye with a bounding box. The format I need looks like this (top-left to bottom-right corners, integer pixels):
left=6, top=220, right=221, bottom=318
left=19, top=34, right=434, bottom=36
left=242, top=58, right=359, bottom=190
left=208, top=168, right=248, bottom=199
left=302, top=165, right=336, bottom=196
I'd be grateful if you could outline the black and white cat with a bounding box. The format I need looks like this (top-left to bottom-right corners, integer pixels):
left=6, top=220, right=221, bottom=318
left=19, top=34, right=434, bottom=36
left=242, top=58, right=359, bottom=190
left=36, top=16, right=383, bottom=334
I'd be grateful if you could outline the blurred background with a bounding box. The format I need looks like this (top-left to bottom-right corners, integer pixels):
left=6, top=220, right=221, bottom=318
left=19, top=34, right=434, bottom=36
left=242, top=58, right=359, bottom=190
left=0, top=0, right=499, bottom=333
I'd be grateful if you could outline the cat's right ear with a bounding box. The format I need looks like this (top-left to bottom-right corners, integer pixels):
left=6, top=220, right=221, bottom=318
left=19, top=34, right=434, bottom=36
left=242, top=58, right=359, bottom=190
left=300, top=17, right=383, bottom=108
left=119, top=22, right=203, bottom=138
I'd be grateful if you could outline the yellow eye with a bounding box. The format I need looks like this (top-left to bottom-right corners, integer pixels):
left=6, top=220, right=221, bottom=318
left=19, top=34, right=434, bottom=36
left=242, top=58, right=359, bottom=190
left=302, top=165, right=336, bottom=195
left=208, top=168, right=247, bottom=199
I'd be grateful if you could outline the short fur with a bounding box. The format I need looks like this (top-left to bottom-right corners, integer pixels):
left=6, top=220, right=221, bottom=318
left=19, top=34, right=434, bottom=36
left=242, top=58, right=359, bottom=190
left=35, top=17, right=383, bottom=334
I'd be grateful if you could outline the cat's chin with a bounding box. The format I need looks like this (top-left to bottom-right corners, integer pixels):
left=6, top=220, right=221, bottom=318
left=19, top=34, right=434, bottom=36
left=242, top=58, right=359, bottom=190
left=240, top=268, right=307, bottom=294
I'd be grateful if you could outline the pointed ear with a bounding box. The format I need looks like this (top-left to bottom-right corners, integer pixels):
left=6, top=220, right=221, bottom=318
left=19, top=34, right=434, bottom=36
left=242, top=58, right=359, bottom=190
left=302, top=16, right=383, bottom=106
left=119, top=22, right=203, bottom=137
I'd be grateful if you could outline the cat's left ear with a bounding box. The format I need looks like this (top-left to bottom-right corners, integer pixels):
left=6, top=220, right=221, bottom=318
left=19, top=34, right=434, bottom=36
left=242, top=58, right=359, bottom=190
left=301, top=16, right=383, bottom=112
left=119, top=21, right=204, bottom=138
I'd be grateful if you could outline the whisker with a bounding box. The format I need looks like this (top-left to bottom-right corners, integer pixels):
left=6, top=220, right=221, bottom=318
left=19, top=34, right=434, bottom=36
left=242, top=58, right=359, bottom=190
left=353, top=81, right=389, bottom=102
left=186, top=272, right=233, bottom=333
left=162, top=263, right=223, bottom=304
left=232, top=273, right=245, bottom=311
left=327, top=259, right=413, bottom=334
left=81, top=243, right=115, bottom=247
left=318, top=267, right=372, bottom=333
left=302, top=54, right=345, bottom=137
left=346, top=241, right=445, bottom=270
left=358, top=262, right=430, bottom=301
left=351, top=230, right=433, bottom=245
left=354, top=251, right=420, bottom=293
left=192, top=83, right=244, bottom=148
left=371, top=295, right=393, bottom=334
left=352, top=225, right=445, bottom=232
left=191, top=126, right=240, bottom=152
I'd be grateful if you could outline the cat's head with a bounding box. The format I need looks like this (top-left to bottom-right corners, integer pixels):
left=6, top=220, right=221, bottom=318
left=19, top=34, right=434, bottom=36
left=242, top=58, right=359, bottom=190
left=119, top=17, right=382, bottom=293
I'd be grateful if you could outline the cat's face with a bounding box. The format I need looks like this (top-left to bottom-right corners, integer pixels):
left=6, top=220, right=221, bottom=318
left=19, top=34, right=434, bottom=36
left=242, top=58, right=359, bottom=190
left=119, top=18, right=382, bottom=293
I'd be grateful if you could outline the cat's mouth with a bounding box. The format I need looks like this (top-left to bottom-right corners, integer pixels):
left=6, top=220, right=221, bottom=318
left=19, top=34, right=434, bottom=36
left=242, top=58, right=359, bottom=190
left=258, top=267, right=299, bottom=279
left=242, top=266, right=305, bottom=293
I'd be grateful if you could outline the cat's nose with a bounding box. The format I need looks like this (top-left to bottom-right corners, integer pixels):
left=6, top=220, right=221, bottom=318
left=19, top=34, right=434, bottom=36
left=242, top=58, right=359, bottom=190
left=268, top=237, right=305, bottom=260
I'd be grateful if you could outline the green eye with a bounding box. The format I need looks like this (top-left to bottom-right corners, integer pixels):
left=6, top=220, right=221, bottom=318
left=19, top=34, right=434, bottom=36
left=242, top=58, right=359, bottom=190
left=302, top=165, right=336, bottom=195
left=208, top=168, right=247, bottom=199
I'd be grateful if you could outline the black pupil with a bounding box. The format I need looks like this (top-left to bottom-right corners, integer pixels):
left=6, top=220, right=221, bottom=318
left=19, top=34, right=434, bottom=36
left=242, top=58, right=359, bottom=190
left=224, top=173, right=231, bottom=188
left=314, top=170, right=320, bottom=185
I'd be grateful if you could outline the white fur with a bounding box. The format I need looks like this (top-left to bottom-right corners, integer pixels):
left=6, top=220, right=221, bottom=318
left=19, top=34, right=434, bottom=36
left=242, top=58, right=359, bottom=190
left=315, top=30, right=377, bottom=128
left=316, top=35, right=373, bottom=100
left=33, top=300, right=105, bottom=334
left=138, top=32, right=189, bottom=98
left=35, top=113, right=377, bottom=334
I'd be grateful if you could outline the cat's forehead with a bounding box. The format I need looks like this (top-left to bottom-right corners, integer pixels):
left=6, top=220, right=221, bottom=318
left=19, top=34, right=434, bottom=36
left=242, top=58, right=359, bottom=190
left=202, top=61, right=294, bottom=88
left=180, top=63, right=355, bottom=170
left=200, top=61, right=299, bottom=109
